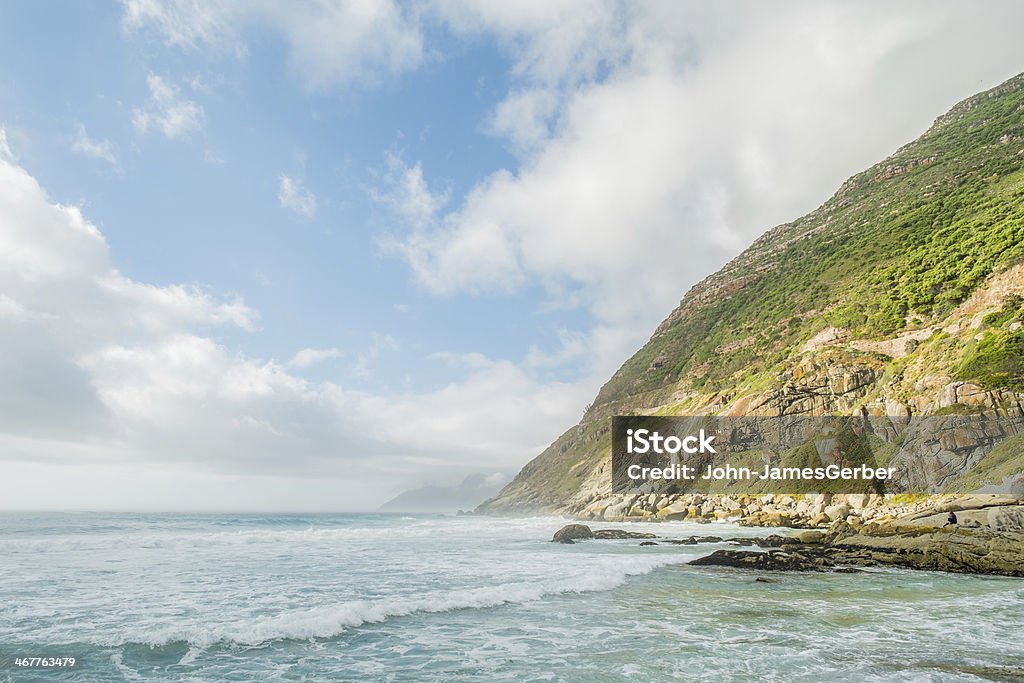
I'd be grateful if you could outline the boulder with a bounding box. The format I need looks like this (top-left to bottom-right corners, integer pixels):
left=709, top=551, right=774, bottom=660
left=657, top=503, right=690, bottom=520
left=551, top=524, right=594, bottom=543
left=797, top=530, right=826, bottom=544
left=824, top=503, right=851, bottom=521
left=987, top=505, right=1024, bottom=532
left=689, top=549, right=826, bottom=571
left=810, top=513, right=830, bottom=527
left=593, top=528, right=657, bottom=539
left=932, top=495, right=1021, bottom=514
left=896, top=508, right=990, bottom=528
left=847, top=494, right=869, bottom=510
left=832, top=527, right=1024, bottom=577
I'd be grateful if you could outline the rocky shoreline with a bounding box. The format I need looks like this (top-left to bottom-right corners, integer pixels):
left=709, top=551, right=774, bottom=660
left=573, top=492, right=1024, bottom=530
left=551, top=514, right=1024, bottom=577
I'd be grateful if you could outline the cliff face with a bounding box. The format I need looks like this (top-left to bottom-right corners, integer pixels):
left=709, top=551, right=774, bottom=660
left=480, top=73, right=1024, bottom=517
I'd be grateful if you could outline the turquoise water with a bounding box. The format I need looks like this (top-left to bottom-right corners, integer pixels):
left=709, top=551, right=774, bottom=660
left=1, top=513, right=1022, bottom=682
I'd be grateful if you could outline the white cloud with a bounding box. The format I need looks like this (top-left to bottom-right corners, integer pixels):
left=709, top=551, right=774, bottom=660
left=387, top=0, right=1024, bottom=380
left=372, top=153, right=449, bottom=229
left=132, top=73, right=205, bottom=139
left=0, top=156, right=587, bottom=509
left=288, top=347, right=343, bottom=368
left=71, top=123, right=118, bottom=165
left=277, top=175, right=317, bottom=217
left=0, top=127, right=13, bottom=160
left=12, top=2, right=1024, bottom=511
left=121, top=0, right=424, bottom=90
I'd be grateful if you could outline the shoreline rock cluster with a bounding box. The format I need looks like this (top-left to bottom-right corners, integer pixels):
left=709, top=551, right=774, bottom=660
left=551, top=517, right=1024, bottom=577
left=574, top=492, right=1024, bottom=532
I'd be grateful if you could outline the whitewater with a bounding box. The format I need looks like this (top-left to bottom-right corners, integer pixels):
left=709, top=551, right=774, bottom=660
left=1, top=512, right=1022, bottom=681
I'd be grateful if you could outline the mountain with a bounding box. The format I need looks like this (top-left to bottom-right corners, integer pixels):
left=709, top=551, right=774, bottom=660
left=380, top=473, right=508, bottom=513
left=480, top=73, right=1024, bottom=518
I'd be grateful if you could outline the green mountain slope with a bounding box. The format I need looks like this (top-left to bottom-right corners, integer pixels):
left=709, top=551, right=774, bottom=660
left=480, top=73, right=1024, bottom=516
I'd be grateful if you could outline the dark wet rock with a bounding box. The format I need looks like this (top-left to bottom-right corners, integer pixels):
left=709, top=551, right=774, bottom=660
left=663, top=535, right=728, bottom=545
left=689, top=549, right=828, bottom=571
left=555, top=520, right=1024, bottom=577
left=551, top=524, right=594, bottom=543
left=754, top=534, right=799, bottom=548
left=593, top=528, right=657, bottom=539
left=754, top=577, right=777, bottom=583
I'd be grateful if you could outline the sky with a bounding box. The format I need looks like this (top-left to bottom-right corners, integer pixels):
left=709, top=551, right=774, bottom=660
left=2, top=1, right=1024, bottom=511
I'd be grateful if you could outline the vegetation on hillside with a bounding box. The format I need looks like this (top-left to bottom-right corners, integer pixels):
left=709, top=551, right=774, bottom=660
left=594, top=75, right=1024, bottom=408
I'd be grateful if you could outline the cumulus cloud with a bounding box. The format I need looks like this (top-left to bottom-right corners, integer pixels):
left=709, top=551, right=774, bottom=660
left=0, top=156, right=586, bottom=508
left=132, top=73, right=204, bottom=139
left=71, top=123, right=118, bottom=165
left=277, top=175, right=317, bottom=217
left=121, top=0, right=424, bottom=89
left=387, top=0, right=1024, bottom=380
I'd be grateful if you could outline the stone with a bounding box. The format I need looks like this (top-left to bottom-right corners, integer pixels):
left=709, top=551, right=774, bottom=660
left=847, top=494, right=869, bottom=510
left=689, top=549, right=826, bottom=572
left=831, top=527, right=1024, bottom=577
left=824, top=503, right=851, bottom=521
left=593, top=528, right=657, bottom=539
left=657, top=503, right=690, bottom=520
left=797, top=530, right=826, bottom=543
left=551, top=524, right=594, bottom=543
left=987, top=505, right=1024, bottom=531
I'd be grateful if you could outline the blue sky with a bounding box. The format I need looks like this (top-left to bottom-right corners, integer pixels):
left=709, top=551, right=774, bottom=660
left=2, top=1, right=1024, bottom=510
left=0, top=1, right=558, bottom=392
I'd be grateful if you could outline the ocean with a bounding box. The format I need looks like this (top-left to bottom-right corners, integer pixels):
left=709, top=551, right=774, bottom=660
left=1, top=512, right=1022, bottom=682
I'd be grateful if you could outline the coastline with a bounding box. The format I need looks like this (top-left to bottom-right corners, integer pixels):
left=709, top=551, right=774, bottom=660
left=548, top=504, right=1024, bottom=577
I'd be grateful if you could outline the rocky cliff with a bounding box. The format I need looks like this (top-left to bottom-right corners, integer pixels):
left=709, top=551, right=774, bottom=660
left=480, top=73, right=1024, bottom=522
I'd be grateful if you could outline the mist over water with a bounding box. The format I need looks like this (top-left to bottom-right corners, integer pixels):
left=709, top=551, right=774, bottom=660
left=1, top=513, right=1021, bottom=681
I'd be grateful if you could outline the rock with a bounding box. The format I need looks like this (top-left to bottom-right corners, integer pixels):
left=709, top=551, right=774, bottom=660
left=897, top=508, right=990, bottom=528
left=824, top=503, right=851, bottom=521
left=931, top=495, right=1021, bottom=514
left=593, top=528, right=657, bottom=539
left=797, top=530, right=826, bottom=544
left=693, top=535, right=724, bottom=543
left=754, top=577, right=777, bottom=583
left=755, top=535, right=796, bottom=548
left=831, top=527, right=1024, bottom=577
left=762, top=512, right=791, bottom=526
left=664, top=535, right=724, bottom=545
left=657, top=503, right=690, bottom=520
left=639, top=541, right=659, bottom=546
left=689, top=549, right=826, bottom=571
left=987, top=505, right=1024, bottom=531
left=847, top=494, right=869, bottom=510
left=827, top=520, right=858, bottom=541
left=551, top=524, right=594, bottom=543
